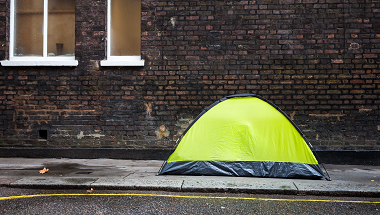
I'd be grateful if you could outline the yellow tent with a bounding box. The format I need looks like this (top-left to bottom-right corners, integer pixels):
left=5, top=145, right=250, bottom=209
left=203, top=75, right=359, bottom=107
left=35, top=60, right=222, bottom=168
left=158, top=94, right=328, bottom=179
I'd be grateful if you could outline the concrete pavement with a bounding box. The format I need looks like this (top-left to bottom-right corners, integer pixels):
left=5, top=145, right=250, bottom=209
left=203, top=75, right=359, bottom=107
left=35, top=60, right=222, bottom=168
left=0, top=158, right=379, bottom=197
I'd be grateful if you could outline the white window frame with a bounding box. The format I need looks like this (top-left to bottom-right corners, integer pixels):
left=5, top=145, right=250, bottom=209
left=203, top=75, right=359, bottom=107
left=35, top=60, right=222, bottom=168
left=100, top=0, right=144, bottom=67
left=1, top=0, right=78, bottom=67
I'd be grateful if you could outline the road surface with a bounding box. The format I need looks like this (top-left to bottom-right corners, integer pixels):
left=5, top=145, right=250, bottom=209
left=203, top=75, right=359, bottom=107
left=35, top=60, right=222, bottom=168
left=0, top=187, right=379, bottom=214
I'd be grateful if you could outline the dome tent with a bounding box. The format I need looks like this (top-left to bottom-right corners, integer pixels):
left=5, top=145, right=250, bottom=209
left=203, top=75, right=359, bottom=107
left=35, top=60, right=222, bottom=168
left=158, top=94, right=329, bottom=179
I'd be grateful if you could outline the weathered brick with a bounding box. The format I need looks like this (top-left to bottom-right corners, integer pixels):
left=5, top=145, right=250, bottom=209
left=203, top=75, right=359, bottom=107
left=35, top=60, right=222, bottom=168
left=0, top=0, right=377, bottom=150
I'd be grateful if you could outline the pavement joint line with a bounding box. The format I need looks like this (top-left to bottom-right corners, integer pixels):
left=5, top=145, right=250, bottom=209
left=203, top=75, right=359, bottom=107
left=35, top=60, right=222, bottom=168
left=292, top=182, right=299, bottom=191
left=0, top=193, right=379, bottom=204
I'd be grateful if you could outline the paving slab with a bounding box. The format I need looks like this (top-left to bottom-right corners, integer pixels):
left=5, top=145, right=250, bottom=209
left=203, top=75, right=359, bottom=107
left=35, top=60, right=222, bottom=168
left=10, top=177, right=98, bottom=189
left=324, top=164, right=380, bottom=183
left=0, top=177, right=22, bottom=186
left=92, top=177, right=183, bottom=191
left=294, top=181, right=380, bottom=197
left=181, top=177, right=297, bottom=195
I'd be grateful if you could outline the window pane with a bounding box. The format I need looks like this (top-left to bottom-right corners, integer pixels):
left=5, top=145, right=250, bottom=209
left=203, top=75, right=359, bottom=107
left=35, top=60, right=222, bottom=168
left=14, top=0, right=43, bottom=56
left=111, top=0, right=141, bottom=56
left=47, top=0, right=75, bottom=56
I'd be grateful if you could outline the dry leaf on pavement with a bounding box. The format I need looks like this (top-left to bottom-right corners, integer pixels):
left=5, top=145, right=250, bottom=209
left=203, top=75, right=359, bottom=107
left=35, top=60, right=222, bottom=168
left=39, top=167, right=49, bottom=174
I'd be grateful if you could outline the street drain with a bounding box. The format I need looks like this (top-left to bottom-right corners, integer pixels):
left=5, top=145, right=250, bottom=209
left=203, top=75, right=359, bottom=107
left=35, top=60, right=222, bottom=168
left=75, top=172, right=92, bottom=174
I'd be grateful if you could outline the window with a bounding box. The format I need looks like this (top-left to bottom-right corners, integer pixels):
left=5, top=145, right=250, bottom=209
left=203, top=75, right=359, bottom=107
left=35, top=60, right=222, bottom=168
left=100, top=0, right=144, bottom=66
left=1, top=0, right=77, bottom=66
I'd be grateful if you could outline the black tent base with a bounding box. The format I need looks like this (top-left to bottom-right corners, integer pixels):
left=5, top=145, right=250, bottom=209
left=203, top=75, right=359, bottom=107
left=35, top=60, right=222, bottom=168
left=159, top=161, right=327, bottom=180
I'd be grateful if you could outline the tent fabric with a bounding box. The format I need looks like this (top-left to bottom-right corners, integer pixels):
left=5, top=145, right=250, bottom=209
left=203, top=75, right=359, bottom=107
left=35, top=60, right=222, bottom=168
left=160, top=161, right=324, bottom=179
left=158, top=94, right=327, bottom=179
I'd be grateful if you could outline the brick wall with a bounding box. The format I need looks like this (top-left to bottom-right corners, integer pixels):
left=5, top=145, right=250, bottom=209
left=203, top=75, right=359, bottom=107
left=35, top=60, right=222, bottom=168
left=0, top=0, right=379, bottom=150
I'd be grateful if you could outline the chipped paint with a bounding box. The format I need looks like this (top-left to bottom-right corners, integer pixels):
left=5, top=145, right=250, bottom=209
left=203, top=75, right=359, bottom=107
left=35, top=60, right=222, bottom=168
left=155, top=125, right=170, bottom=139
left=309, top=114, right=346, bottom=121
left=359, top=108, right=372, bottom=112
left=144, top=102, right=152, bottom=117
left=290, top=111, right=296, bottom=120
left=91, top=60, right=100, bottom=70
left=77, top=131, right=105, bottom=139
left=349, top=42, right=360, bottom=50
left=170, top=17, right=176, bottom=27
left=91, top=133, right=105, bottom=138
left=77, top=131, right=85, bottom=139
left=175, top=116, right=194, bottom=136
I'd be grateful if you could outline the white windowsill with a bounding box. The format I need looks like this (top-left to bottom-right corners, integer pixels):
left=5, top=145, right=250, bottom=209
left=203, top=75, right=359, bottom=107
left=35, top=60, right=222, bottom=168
left=100, top=59, right=145, bottom=67
left=1, top=60, right=78, bottom=67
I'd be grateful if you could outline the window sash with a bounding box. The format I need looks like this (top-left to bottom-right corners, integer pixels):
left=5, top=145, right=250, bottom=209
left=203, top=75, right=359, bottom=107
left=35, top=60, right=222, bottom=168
left=101, top=0, right=144, bottom=66
left=9, top=0, right=75, bottom=61
left=106, top=0, right=110, bottom=58
left=106, top=0, right=142, bottom=59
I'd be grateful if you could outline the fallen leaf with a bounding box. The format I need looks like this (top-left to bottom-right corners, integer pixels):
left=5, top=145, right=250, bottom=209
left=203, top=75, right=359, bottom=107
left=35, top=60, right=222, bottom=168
left=87, top=188, right=94, bottom=193
left=39, top=167, right=49, bottom=174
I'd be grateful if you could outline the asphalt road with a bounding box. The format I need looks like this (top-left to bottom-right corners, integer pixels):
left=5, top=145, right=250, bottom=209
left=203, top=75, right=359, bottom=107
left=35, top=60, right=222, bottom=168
left=0, top=187, right=379, bottom=214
